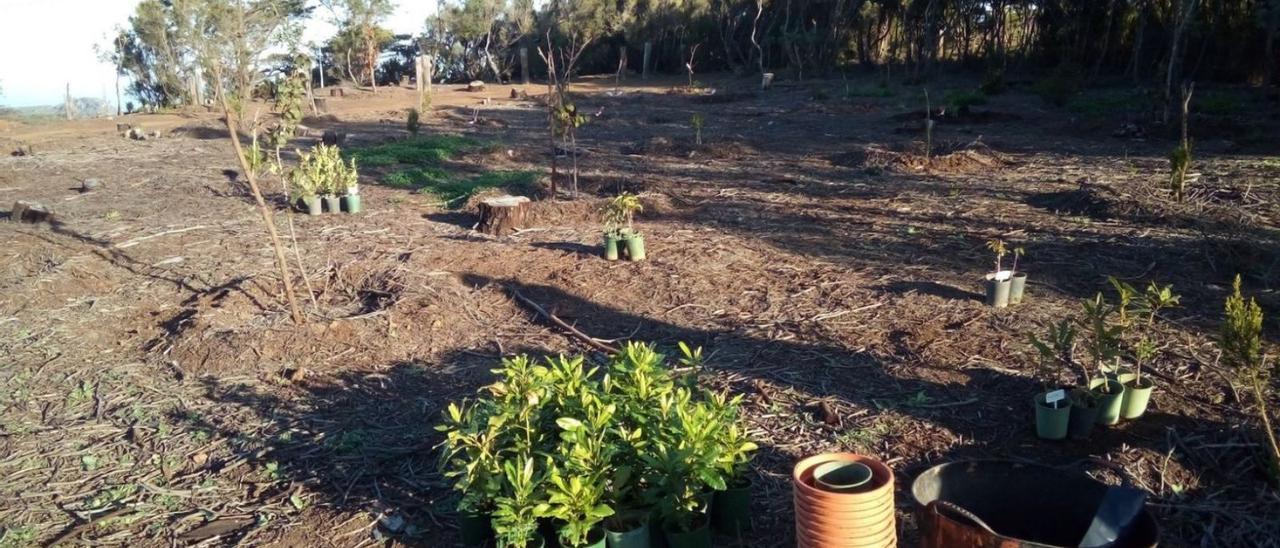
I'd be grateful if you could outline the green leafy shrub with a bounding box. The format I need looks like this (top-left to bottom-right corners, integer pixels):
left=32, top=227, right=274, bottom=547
left=287, top=144, right=357, bottom=199
left=1219, top=275, right=1280, bottom=483
left=945, top=89, right=988, bottom=113
left=346, top=135, right=478, bottom=167
left=436, top=342, right=757, bottom=546
left=1033, top=63, right=1084, bottom=107
left=407, top=108, right=421, bottom=136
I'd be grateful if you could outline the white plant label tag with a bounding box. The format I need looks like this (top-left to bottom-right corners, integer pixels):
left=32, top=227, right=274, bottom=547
left=1045, top=390, right=1066, bottom=405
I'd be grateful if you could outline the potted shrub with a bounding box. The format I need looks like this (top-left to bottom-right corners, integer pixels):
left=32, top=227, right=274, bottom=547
left=608, top=193, right=646, bottom=262
left=645, top=387, right=727, bottom=548
left=1080, top=294, right=1126, bottom=425
left=1117, top=281, right=1180, bottom=419
left=708, top=391, right=757, bottom=534
left=983, top=239, right=1013, bottom=308
left=493, top=458, right=547, bottom=548
left=600, top=201, right=624, bottom=261
left=286, top=153, right=322, bottom=216
left=1009, top=247, right=1028, bottom=304
left=436, top=400, right=503, bottom=546
left=1028, top=320, right=1076, bottom=440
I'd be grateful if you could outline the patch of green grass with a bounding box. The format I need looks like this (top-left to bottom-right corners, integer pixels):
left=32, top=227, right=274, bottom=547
left=1068, top=90, right=1150, bottom=116
left=1197, top=91, right=1250, bottom=116
left=846, top=84, right=894, bottom=98
left=944, top=89, right=987, bottom=111
left=0, top=525, right=38, bottom=548
left=385, top=167, right=449, bottom=189
left=346, top=135, right=480, bottom=167
left=386, top=169, right=539, bottom=207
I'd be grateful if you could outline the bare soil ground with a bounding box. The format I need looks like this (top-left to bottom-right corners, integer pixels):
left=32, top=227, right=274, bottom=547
left=2, top=74, right=1280, bottom=547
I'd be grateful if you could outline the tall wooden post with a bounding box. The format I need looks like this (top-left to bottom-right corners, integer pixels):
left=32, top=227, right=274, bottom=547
left=424, top=55, right=434, bottom=97
left=618, top=46, right=628, bottom=81
left=520, top=47, right=530, bottom=85
left=64, top=83, right=74, bottom=120
left=642, top=42, right=652, bottom=80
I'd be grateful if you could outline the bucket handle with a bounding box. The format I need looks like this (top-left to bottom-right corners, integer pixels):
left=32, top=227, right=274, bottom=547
left=932, top=500, right=1000, bottom=535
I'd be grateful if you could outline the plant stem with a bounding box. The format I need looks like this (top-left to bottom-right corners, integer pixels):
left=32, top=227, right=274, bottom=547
left=217, top=82, right=304, bottom=325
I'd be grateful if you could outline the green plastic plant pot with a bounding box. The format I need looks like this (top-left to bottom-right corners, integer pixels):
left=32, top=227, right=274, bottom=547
left=984, top=272, right=1012, bottom=308
left=323, top=195, right=341, bottom=214
left=604, top=233, right=621, bottom=261
left=457, top=511, right=493, bottom=546
left=344, top=194, right=362, bottom=214
left=561, top=527, right=607, bottom=548
left=1034, top=392, right=1072, bottom=440
left=662, top=516, right=711, bottom=548
left=625, top=234, right=647, bottom=261
left=303, top=196, right=322, bottom=216
left=1067, top=399, right=1100, bottom=440
left=1119, top=373, right=1155, bottom=420
left=710, top=479, right=751, bottom=534
left=1089, top=378, right=1126, bottom=425
left=1009, top=273, right=1028, bottom=304
left=604, top=512, right=650, bottom=548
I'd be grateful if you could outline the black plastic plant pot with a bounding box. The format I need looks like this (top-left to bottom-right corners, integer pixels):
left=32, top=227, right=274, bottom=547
left=710, top=478, right=752, bottom=534
left=605, top=512, right=650, bottom=548
left=662, top=515, right=712, bottom=548
left=984, top=272, right=1012, bottom=308
left=1067, top=398, right=1100, bottom=440
left=323, top=195, right=341, bottom=214
left=1033, top=392, right=1072, bottom=441
left=604, top=233, right=621, bottom=261
left=303, top=196, right=322, bottom=216
left=1089, top=378, right=1126, bottom=425
left=457, top=511, right=493, bottom=546
left=1009, top=272, right=1028, bottom=304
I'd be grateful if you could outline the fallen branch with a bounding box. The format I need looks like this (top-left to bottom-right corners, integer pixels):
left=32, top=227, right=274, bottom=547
left=45, top=505, right=136, bottom=546
left=508, top=289, right=620, bottom=354
left=114, top=226, right=209, bottom=249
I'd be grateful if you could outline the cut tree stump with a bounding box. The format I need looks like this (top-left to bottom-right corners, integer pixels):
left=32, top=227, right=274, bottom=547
left=467, top=80, right=486, bottom=92
left=475, top=196, right=531, bottom=235
left=330, top=88, right=345, bottom=97
left=11, top=201, right=53, bottom=223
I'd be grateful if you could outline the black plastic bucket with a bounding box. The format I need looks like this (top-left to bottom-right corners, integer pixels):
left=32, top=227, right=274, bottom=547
left=911, top=460, right=1159, bottom=547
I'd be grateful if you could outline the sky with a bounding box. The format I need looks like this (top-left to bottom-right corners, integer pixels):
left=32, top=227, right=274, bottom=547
left=0, top=0, right=438, bottom=108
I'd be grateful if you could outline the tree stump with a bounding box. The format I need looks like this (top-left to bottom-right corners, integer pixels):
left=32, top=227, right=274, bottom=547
left=330, top=88, right=344, bottom=97
left=314, top=98, right=328, bottom=113
left=475, top=196, right=531, bottom=235
left=467, top=80, right=486, bottom=92
left=11, top=201, right=53, bottom=223
left=322, top=130, right=346, bottom=146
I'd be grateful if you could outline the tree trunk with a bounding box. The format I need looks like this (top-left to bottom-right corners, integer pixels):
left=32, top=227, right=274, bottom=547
left=476, top=196, right=531, bottom=235
left=520, top=47, right=530, bottom=85
left=1164, top=0, right=1200, bottom=123
left=215, top=82, right=304, bottom=325
left=643, top=42, right=652, bottom=80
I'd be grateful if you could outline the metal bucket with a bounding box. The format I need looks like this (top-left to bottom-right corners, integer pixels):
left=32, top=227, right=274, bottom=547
left=911, top=461, right=1159, bottom=548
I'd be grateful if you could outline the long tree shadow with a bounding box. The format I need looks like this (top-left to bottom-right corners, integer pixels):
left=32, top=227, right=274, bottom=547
left=186, top=268, right=1269, bottom=545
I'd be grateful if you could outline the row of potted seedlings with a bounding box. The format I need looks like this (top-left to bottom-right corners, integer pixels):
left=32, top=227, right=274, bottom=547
left=982, top=239, right=1027, bottom=308
left=1030, top=277, right=1181, bottom=440
left=602, top=193, right=647, bottom=262
left=436, top=342, right=757, bottom=548
left=286, top=143, right=363, bottom=215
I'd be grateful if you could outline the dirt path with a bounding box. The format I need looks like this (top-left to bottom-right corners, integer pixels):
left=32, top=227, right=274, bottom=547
left=2, top=75, right=1278, bottom=546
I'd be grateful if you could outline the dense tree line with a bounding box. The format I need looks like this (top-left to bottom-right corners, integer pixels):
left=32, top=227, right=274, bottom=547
left=108, top=0, right=1280, bottom=109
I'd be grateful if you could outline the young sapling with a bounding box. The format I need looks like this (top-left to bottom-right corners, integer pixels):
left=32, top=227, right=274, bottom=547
left=691, top=113, right=704, bottom=145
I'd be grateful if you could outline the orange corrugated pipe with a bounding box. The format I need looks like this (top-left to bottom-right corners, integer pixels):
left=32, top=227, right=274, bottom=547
left=793, top=453, right=897, bottom=548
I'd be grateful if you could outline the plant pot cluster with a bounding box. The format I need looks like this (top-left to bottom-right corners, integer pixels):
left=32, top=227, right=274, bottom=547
left=793, top=453, right=897, bottom=548
left=1029, top=278, right=1180, bottom=441
left=287, top=143, right=363, bottom=216
left=602, top=193, right=647, bottom=262
left=981, top=239, right=1027, bottom=308
left=436, top=342, right=758, bottom=548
